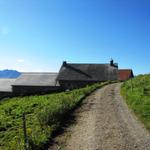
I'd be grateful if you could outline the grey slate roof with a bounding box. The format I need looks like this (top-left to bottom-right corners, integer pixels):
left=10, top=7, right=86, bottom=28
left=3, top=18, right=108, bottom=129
left=0, top=79, right=16, bottom=92
left=12, top=72, right=59, bottom=86
left=57, top=63, right=118, bottom=81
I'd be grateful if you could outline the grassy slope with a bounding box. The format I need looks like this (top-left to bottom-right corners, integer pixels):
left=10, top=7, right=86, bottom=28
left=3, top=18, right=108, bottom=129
left=121, top=74, right=150, bottom=131
left=0, top=82, right=110, bottom=150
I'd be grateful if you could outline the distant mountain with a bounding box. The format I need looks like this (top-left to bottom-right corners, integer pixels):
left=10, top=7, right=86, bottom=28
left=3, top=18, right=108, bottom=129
left=0, top=70, right=21, bottom=78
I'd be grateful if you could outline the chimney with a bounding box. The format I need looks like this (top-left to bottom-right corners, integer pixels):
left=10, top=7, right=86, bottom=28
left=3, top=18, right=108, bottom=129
left=63, top=61, right=67, bottom=66
left=110, top=59, right=114, bottom=66
left=110, top=59, right=118, bottom=68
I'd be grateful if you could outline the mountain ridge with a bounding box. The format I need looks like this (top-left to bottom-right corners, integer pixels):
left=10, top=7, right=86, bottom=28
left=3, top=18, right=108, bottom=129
left=0, top=69, right=21, bottom=78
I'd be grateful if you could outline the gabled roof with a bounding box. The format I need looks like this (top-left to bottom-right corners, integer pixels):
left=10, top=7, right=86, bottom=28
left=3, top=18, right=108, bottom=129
left=118, top=69, right=134, bottom=81
left=57, top=63, right=118, bottom=81
left=0, top=79, right=16, bottom=92
left=12, top=72, right=59, bottom=86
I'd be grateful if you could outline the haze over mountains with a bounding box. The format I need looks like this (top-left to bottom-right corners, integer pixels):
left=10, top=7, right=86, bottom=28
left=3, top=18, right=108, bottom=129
left=0, top=70, right=21, bottom=78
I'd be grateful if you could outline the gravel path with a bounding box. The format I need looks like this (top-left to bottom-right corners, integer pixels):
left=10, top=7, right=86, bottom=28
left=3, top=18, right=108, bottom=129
left=49, top=83, right=150, bottom=150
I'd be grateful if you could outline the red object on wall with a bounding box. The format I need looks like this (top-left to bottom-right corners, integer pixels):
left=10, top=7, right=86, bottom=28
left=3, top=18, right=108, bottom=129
left=118, top=69, right=134, bottom=81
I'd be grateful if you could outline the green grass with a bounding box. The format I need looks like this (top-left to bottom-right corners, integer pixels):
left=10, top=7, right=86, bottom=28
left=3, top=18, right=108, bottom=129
left=121, top=74, right=150, bottom=131
left=0, top=82, right=110, bottom=150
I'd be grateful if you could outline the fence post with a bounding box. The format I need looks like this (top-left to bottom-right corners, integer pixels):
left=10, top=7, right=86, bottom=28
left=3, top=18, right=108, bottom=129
left=131, top=78, right=133, bottom=92
left=22, top=113, right=28, bottom=150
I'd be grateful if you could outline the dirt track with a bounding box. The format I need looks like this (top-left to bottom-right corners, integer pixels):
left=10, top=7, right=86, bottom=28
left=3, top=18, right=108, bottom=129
left=49, top=83, right=150, bottom=150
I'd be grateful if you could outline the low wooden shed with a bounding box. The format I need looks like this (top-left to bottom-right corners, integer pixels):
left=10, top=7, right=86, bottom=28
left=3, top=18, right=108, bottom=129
left=12, top=72, right=60, bottom=95
left=0, top=79, right=16, bottom=99
left=118, top=69, right=134, bottom=81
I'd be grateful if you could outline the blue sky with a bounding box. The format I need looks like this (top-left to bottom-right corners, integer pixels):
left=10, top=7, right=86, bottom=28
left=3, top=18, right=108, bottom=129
left=0, top=0, right=150, bottom=75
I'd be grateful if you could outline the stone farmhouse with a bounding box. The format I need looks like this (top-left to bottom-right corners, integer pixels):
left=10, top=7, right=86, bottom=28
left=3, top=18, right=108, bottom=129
left=56, top=60, right=118, bottom=89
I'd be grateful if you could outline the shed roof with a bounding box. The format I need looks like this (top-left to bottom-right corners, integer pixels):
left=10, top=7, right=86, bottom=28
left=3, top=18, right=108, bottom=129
left=0, top=79, right=16, bottom=92
left=118, top=69, right=134, bottom=81
left=12, top=72, right=59, bottom=86
left=57, top=63, right=118, bottom=81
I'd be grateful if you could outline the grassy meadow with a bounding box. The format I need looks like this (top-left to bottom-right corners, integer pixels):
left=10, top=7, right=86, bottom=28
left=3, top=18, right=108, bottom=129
left=121, top=74, right=150, bottom=131
left=0, top=82, right=110, bottom=150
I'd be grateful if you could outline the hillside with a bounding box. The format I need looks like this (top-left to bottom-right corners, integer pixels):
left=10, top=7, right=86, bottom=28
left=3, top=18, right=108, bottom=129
left=121, top=74, right=150, bottom=130
left=0, top=82, right=109, bottom=150
left=0, top=70, right=21, bottom=78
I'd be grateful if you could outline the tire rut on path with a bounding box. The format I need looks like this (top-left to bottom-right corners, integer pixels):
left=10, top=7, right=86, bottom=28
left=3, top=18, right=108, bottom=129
left=49, top=83, right=150, bottom=150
